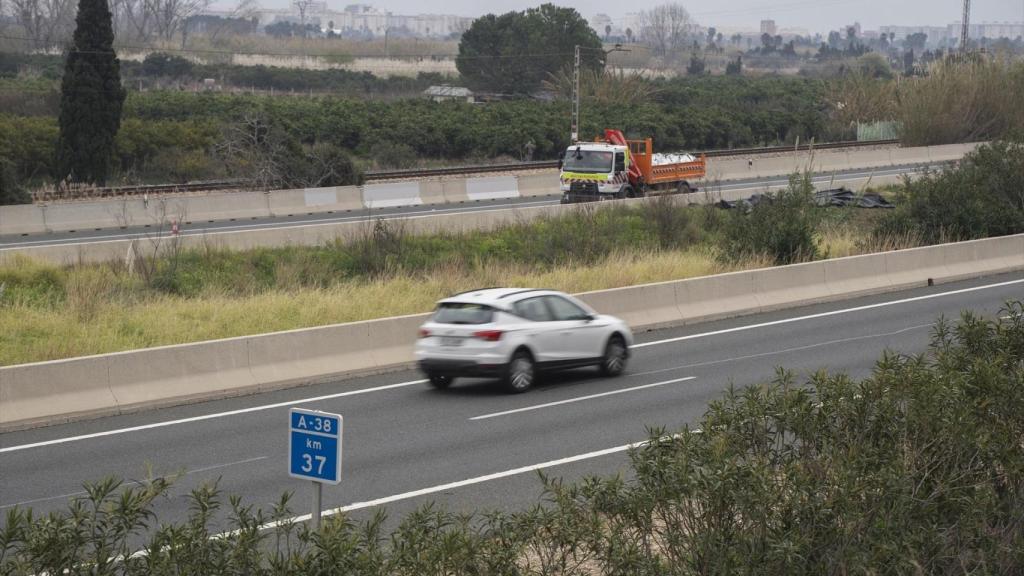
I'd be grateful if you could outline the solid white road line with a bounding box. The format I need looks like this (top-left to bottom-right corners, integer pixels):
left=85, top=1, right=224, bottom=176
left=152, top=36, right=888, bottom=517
left=0, top=380, right=426, bottom=454
left=2, top=276, right=1019, bottom=454
left=470, top=376, right=696, bottom=421
left=632, top=278, right=1024, bottom=350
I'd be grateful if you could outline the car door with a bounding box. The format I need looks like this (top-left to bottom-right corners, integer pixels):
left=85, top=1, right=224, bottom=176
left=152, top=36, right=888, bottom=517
left=511, top=296, right=567, bottom=363
left=542, top=295, right=609, bottom=361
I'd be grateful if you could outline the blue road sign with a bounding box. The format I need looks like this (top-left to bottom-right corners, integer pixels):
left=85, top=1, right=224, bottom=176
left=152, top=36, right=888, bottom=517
left=289, top=408, right=342, bottom=485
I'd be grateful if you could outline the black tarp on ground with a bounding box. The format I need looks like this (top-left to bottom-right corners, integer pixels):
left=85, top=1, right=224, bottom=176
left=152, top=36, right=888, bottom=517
left=716, top=188, right=894, bottom=210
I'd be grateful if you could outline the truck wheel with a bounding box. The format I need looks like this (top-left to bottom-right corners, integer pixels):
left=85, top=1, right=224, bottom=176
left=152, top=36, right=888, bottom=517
left=620, top=186, right=634, bottom=199
left=676, top=182, right=692, bottom=194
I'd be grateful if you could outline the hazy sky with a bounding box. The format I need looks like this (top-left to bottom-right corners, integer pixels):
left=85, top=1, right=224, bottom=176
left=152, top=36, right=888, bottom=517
left=263, top=0, right=1024, bottom=34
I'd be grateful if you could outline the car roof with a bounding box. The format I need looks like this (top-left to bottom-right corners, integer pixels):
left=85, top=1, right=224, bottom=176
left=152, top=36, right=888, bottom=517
left=438, top=288, right=559, bottom=307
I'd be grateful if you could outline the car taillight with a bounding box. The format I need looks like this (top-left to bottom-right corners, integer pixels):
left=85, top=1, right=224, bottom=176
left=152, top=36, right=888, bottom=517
left=418, top=328, right=431, bottom=339
left=473, top=330, right=503, bottom=342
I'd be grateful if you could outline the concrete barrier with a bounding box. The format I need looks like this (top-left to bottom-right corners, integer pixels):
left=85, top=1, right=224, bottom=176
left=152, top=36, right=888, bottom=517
left=419, top=181, right=448, bottom=205
left=268, top=186, right=365, bottom=216
left=577, top=281, right=683, bottom=329
left=3, top=233, right=1023, bottom=431
left=823, top=253, right=891, bottom=297
left=928, top=143, right=980, bottom=163
left=440, top=179, right=469, bottom=203
left=248, top=321, right=378, bottom=387
left=516, top=174, right=560, bottom=198
left=753, top=261, right=832, bottom=311
left=41, top=199, right=151, bottom=232
left=466, top=176, right=519, bottom=201
left=0, top=204, right=47, bottom=236
left=0, top=356, right=117, bottom=427
left=171, top=192, right=271, bottom=223
left=107, top=338, right=255, bottom=411
left=362, top=182, right=422, bottom=209
left=674, top=269, right=759, bottom=322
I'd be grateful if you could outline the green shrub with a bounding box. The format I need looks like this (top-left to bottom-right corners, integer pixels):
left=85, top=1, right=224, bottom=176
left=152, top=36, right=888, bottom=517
left=875, top=139, right=1024, bottom=243
left=720, top=173, right=823, bottom=264
left=0, top=158, right=29, bottom=205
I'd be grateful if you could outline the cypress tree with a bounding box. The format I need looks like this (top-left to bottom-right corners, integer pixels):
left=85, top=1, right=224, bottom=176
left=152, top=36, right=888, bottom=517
left=55, top=0, right=125, bottom=186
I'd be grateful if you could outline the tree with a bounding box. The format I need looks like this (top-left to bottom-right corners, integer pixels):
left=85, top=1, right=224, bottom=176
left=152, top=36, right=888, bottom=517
left=906, top=32, right=928, bottom=51
left=9, top=0, right=75, bottom=49
left=725, top=55, right=742, bottom=75
left=625, top=27, right=633, bottom=43
left=639, top=2, right=695, bottom=57
left=456, top=4, right=603, bottom=94
left=686, top=52, right=705, bottom=75
left=605, top=24, right=611, bottom=41
left=706, top=26, right=715, bottom=46
left=55, top=0, right=126, bottom=185
left=0, top=160, right=30, bottom=205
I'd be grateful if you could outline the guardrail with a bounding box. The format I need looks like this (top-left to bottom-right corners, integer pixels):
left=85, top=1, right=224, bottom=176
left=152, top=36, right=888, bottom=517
left=2, top=232, right=1021, bottom=431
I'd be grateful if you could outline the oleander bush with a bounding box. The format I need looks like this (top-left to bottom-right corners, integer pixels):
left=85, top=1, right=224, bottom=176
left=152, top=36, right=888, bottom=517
left=3, top=305, right=1022, bottom=574
left=874, top=139, right=1024, bottom=243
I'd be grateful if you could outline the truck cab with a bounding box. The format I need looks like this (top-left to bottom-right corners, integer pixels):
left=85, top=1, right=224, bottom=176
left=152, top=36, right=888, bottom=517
left=559, top=143, right=632, bottom=203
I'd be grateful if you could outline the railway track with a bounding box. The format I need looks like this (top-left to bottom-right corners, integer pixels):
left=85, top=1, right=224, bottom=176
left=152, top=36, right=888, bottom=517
left=35, top=139, right=899, bottom=201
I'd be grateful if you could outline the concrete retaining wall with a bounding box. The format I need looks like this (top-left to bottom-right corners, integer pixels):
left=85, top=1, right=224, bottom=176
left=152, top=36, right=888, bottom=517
left=2, top=233, right=1022, bottom=431
left=2, top=143, right=977, bottom=237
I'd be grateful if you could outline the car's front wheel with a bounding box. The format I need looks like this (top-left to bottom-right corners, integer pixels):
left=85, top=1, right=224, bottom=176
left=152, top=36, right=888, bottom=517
left=428, top=374, right=455, bottom=389
left=600, top=336, right=628, bottom=377
left=504, top=349, right=535, bottom=393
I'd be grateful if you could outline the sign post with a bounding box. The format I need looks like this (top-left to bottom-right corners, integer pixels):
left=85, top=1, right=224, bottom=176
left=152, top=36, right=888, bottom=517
left=288, top=408, right=342, bottom=529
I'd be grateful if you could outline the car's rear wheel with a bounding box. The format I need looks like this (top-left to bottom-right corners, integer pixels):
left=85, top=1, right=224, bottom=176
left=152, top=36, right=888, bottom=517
left=600, top=336, right=628, bottom=377
left=428, top=374, right=455, bottom=389
left=504, top=349, right=535, bottom=393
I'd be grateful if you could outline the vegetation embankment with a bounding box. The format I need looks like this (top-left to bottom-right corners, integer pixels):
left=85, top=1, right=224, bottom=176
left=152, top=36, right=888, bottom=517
left=2, top=139, right=1021, bottom=366
left=3, top=305, right=1023, bottom=573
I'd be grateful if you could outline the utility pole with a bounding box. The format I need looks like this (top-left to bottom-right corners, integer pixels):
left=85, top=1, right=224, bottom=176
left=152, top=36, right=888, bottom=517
left=960, top=0, right=971, bottom=54
left=570, top=44, right=628, bottom=144
left=571, top=45, right=581, bottom=143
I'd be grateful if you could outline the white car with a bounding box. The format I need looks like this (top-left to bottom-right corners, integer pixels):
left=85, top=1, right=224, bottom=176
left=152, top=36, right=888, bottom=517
left=415, top=288, right=633, bottom=392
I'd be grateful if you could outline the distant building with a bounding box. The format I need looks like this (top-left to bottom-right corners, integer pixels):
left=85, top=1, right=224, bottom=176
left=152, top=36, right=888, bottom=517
left=248, top=3, right=473, bottom=38
left=878, top=25, right=950, bottom=45
left=760, top=20, right=777, bottom=36
left=948, top=21, right=1024, bottom=40
left=424, top=85, right=474, bottom=103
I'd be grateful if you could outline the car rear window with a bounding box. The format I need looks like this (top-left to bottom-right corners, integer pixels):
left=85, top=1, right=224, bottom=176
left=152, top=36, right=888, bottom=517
left=433, top=302, right=494, bottom=324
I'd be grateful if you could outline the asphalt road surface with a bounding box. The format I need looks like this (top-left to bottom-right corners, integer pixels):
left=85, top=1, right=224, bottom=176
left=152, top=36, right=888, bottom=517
left=0, top=164, right=936, bottom=249
left=3, top=271, right=1022, bottom=534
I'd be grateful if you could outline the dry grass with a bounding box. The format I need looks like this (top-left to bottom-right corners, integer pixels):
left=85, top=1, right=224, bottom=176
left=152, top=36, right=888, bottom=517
left=0, top=209, right=920, bottom=367
left=0, top=249, right=759, bottom=366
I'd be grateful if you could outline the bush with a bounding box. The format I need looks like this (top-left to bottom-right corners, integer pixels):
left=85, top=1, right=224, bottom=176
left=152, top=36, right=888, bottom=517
left=0, top=159, right=30, bottom=205
left=3, top=306, right=1023, bottom=573
left=875, top=139, right=1024, bottom=243
left=720, top=173, right=823, bottom=264
left=140, top=52, right=194, bottom=78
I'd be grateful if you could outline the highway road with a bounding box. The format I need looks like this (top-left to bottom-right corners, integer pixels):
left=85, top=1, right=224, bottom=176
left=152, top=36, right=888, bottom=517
left=0, top=164, right=936, bottom=249
left=2, top=271, right=1022, bottom=533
